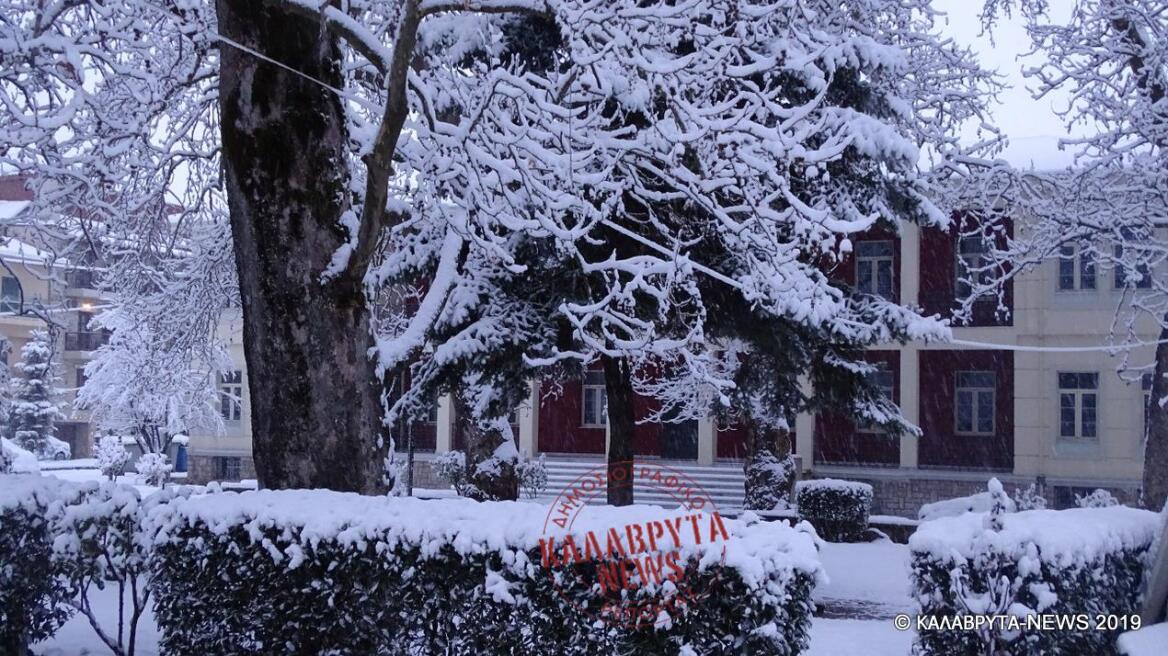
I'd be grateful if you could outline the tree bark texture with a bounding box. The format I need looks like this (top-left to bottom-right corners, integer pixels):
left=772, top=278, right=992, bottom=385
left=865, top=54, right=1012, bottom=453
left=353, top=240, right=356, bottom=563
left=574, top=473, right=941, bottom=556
left=603, top=355, right=636, bottom=506
left=743, top=415, right=794, bottom=510
left=217, top=0, right=385, bottom=492
left=456, top=394, right=519, bottom=501
left=1144, top=324, right=1168, bottom=509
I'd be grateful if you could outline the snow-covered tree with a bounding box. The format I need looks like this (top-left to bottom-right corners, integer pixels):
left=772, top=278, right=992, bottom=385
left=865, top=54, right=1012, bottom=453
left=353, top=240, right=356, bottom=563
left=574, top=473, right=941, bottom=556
left=134, top=453, right=172, bottom=487
left=74, top=309, right=223, bottom=457
left=3, top=0, right=996, bottom=493
left=95, top=435, right=132, bottom=482
left=8, top=330, right=62, bottom=455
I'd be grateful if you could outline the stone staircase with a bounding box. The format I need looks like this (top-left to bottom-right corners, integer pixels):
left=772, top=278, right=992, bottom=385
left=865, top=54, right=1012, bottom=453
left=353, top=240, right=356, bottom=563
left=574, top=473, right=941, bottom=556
left=536, top=457, right=746, bottom=511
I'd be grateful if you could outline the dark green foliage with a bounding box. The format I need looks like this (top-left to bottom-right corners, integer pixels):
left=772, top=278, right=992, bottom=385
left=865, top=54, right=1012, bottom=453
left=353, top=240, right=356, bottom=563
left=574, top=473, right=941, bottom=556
left=0, top=476, right=78, bottom=654
left=911, top=545, right=1148, bottom=656
left=796, top=480, right=873, bottom=542
left=152, top=517, right=817, bottom=655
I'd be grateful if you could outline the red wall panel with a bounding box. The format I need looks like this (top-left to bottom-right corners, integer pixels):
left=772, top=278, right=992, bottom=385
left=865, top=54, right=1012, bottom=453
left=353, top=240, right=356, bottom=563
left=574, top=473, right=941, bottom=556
left=814, top=350, right=901, bottom=466
left=918, top=349, right=1014, bottom=471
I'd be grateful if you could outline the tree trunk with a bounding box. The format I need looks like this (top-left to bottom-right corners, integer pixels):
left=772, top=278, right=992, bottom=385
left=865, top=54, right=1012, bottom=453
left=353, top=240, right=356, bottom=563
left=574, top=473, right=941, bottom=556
left=1144, top=323, right=1168, bottom=509
left=456, top=394, right=518, bottom=501
left=603, top=355, right=636, bottom=506
left=217, top=1, right=385, bottom=492
left=743, top=415, right=795, bottom=511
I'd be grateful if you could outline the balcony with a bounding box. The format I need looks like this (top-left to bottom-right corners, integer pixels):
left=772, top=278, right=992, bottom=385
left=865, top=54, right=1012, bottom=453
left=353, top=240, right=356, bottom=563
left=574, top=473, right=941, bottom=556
left=64, top=331, right=109, bottom=353
left=64, top=268, right=101, bottom=291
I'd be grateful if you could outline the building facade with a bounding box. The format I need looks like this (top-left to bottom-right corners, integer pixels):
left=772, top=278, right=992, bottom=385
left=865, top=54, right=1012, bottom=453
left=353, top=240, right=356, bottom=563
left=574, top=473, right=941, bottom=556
left=0, top=176, right=110, bottom=458
left=187, top=217, right=1157, bottom=516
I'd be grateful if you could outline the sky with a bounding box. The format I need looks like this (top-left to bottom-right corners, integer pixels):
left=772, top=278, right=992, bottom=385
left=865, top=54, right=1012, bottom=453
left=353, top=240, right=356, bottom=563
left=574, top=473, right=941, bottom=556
left=932, top=0, right=1085, bottom=169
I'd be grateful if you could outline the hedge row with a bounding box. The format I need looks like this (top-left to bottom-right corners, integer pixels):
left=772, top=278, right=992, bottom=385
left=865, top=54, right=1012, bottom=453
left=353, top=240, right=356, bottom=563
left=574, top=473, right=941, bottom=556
left=147, top=491, right=821, bottom=655
left=909, top=506, right=1158, bottom=655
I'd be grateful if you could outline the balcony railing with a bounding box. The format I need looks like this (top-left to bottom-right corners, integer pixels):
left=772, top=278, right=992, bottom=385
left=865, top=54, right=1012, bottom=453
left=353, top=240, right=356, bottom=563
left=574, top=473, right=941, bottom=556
left=64, top=331, right=109, bottom=351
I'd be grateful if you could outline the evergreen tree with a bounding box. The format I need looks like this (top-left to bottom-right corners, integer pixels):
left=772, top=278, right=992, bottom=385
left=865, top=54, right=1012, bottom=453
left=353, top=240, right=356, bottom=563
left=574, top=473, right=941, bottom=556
left=8, top=330, right=62, bottom=455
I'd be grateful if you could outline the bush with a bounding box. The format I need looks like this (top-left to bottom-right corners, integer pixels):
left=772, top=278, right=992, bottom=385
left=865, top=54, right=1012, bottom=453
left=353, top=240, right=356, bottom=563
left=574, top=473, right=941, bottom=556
left=1075, top=488, right=1119, bottom=508
left=135, top=452, right=172, bottom=487
left=795, top=478, right=872, bottom=542
left=0, top=475, right=84, bottom=654
left=516, top=453, right=548, bottom=500
left=909, top=506, right=1158, bottom=655
left=95, top=435, right=132, bottom=481
left=149, top=490, right=821, bottom=655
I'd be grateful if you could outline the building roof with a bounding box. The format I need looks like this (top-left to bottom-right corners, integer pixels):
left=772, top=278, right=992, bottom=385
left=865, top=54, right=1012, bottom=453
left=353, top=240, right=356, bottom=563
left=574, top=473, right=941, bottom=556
left=0, top=236, right=56, bottom=265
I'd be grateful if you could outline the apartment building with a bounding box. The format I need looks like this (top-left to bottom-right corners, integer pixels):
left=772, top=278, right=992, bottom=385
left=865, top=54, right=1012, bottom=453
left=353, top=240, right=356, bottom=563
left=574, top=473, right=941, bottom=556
left=0, top=177, right=110, bottom=458
left=188, top=215, right=1157, bottom=516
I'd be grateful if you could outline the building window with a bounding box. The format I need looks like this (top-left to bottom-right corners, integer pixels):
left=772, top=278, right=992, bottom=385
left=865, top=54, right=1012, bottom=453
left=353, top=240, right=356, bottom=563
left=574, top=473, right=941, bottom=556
left=219, top=370, right=243, bottom=422
left=956, top=236, right=993, bottom=300
left=75, top=367, right=87, bottom=390
left=855, top=241, right=895, bottom=299
left=1059, top=372, right=1098, bottom=439
left=955, top=371, right=995, bottom=435
left=1058, top=244, right=1095, bottom=291
left=581, top=370, right=607, bottom=427
left=216, top=456, right=242, bottom=481
left=0, top=276, right=20, bottom=313
left=425, top=399, right=439, bottom=424
left=858, top=365, right=895, bottom=434
left=1114, top=245, right=1152, bottom=289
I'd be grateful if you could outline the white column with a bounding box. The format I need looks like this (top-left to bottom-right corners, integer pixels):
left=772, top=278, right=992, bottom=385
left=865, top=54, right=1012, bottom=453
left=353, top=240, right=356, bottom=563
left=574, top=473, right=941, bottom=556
left=518, top=380, right=540, bottom=456
left=435, top=394, right=454, bottom=453
left=899, top=348, right=920, bottom=469
left=901, top=223, right=921, bottom=306
left=697, top=416, right=716, bottom=465
left=795, top=412, right=814, bottom=471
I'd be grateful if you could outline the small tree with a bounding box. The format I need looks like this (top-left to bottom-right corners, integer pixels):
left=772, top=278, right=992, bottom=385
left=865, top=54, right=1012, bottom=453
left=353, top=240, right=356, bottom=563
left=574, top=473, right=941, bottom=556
left=8, top=330, right=62, bottom=455
left=95, top=436, right=132, bottom=482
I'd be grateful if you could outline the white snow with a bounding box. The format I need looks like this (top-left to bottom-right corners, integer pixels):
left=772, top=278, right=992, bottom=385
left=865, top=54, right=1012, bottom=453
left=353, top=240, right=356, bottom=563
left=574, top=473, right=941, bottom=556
left=1118, top=623, right=1168, bottom=656
left=918, top=490, right=1016, bottom=521
left=0, top=199, right=29, bottom=220
left=806, top=618, right=914, bottom=656
left=796, top=478, right=874, bottom=495
left=1, top=437, right=40, bottom=473
left=814, top=540, right=913, bottom=615
left=0, top=236, right=55, bottom=264
left=911, top=506, right=1159, bottom=563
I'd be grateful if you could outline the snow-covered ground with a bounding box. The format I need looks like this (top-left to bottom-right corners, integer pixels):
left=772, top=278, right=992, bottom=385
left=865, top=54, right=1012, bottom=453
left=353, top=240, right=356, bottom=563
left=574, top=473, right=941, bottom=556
left=814, top=540, right=914, bottom=618
left=807, top=618, right=912, bottom=655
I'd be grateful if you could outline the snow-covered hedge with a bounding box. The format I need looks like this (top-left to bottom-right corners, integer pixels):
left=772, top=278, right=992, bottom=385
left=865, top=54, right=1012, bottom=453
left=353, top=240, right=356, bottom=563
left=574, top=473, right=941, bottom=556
left=918, top=490, right=1017, bottom=521
left=910, top=506, right=1159, bottom=655
left=795, top=478, right=873, bottom=542
left=149, top=491, right=822, bottom=655
left=0, top=475, right=83, bottom=653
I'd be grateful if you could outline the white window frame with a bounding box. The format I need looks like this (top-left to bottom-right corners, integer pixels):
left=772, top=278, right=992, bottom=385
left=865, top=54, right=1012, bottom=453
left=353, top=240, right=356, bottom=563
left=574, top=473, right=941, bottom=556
left=1058, top=372, right=1099, bottom=440
left=219, top=370, right=243, bottom=423
left=581, top=371, right=607, bottom=428
left=956, top=235, right=994, bottom=301
left=1057, top=244, right=1096, bottom=291
left=855, top=240, right=895, bottom=300
left=955, top=371, right=996, bottom=436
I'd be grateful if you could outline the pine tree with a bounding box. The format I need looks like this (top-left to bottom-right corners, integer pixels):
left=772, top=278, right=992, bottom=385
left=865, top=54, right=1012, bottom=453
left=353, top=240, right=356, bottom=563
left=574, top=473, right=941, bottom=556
left=8, top=330, right=62, bottom=455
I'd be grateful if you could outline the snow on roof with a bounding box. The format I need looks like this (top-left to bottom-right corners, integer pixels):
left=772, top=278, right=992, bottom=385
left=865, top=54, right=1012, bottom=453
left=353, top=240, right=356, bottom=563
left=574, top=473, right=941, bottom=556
left=0, top=237, right=56, bottom=265
left=0, top=200, right=29, bottom=221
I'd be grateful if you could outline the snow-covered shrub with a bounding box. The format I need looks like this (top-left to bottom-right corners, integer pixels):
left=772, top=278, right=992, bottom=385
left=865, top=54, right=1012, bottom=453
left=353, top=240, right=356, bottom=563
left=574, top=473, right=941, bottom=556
left=744, top=452, right=796, bottom=511
left=0, top=475, right=84, bottom=653
left=8, top=330, right=63, bottom=455
left=1076, top=488, right=1120, bottom=509
left=516, top=453, right=548, bottom=500
left=919, top=489, right=1017, bottom=522
left=0, top=444, right=10, bottom=474
left=150, top=491, right=821, bottom=655
left=910, top=506, right=1158, bottom=655
left=796, top=478, right=873, bottom=542
left=434, top=450, right=470, bottom=495
left=95, top=435, right=132, bottom=481
left=134, top=452, right=171, bottom=487
left=1012, top=483, right=1048, bottom=511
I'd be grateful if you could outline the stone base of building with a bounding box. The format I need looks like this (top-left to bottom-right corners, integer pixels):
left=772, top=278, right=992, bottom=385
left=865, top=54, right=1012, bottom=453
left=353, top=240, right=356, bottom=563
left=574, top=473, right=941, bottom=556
left=809, top=465, right=1141, bottom=517
left=187, top=454, right=257, bottom=485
